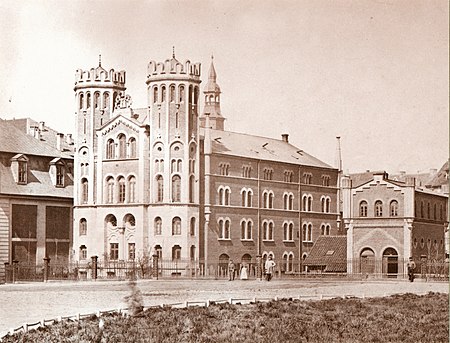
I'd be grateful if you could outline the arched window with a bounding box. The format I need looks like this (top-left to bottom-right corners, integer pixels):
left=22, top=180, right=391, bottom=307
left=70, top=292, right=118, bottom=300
left=307, top=196, right=312, bottom=212
left=283, top=194, right=288, bottom=210
left=219, top=187, right=224, bottom=205
left=268, top=222, right=274, bottom=240
left=302, top=223, right=312, bottom=242
left=263, top=191, right=268, bottom=209
left=218, top=219, right=231, bottom=239
left=81, top=178, right=88, bottom=204
left=224, top=188, right=231, bottom=206
left=124, top=214, right=135, bottom=227
left=106, top=177, right=114, bottom=203
left=172, top=175, right=181, bottom=202
left=156, top=175, right=164, bottom=202
left=129, top=138, right=137, bottom=158
left=170, top=85, right=175, bottom=102
left=190, top=217, right=196, bottom=236
left=128, top=176, right=136, bottom=203
left=154, top=217, right=162, bottom=235
left=247, top=220, right=252, bottom=240
left=161, top=85, right=166, bottom=102
left=79, top=245, right=87, bottom=260
left=106, top=139, right=115, bottom=159
left=86, top=92, right=91, bottom=109
left=172, top=217, right=181, bottom=235
left=263, top=221, right=268, bottom=240
left=241, top=220, right=246, bottom=240
left=268, top=192, right=274, bottom=209
left=302, top=195, right=307, bottom=211
left=103, top=92, right=109, bottom=109
left=390, top=200, right=398, bottom=217
left=79, top=93, right=84, bottom=110
left=283, top=222, right=293, bottom=241
left=224, top=220, right=230, bottom=239
left=118, top=177, right=126, bottom=203
left=360, top=201, right=368, bottom=217
left=240, top=219, right=253, bottom=240
left=289, top=194, right=294, bottom=210
left=247, top=190, right=253, bottom=207
left=375, top=200, right=383, bottom=217
left=118, top=134, right=126, bottom=158
left=94, top=92, right=100, bottom=108
left=153, top=87, right=158, bottom=103
left=179, top=85, right=185, bottom=102
left=189, top=175, right=195, bottom=203
left=326, top=197, right=331, bottom=213
left=79, top=218, right=87, bottom=236
left=172, top=245, right=181, bottom=260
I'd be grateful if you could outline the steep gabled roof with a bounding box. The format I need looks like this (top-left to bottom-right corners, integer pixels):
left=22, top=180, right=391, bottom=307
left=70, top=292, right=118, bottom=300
left=0, top=120, right=72, bottom=158
left=426, top=161, right=449, bottom=188
left=303, top=236, right=347, bottom=272
left=205, top=129, right=334, bottom=169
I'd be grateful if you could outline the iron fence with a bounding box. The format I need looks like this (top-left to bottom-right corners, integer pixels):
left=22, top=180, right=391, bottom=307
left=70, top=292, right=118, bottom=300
left=3, top=257, right=448, bottom=283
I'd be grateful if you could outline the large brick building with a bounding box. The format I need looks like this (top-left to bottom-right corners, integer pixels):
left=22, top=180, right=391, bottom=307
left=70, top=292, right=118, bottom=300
left=72, top=54, right=340, bottom=274
left=342, top=171, right=448, bottom=278
left=0, top=120, right=74, bottom=280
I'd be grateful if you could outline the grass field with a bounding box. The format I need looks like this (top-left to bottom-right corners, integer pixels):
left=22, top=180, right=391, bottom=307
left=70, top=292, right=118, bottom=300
left=3, top=292, right=448, bottom=343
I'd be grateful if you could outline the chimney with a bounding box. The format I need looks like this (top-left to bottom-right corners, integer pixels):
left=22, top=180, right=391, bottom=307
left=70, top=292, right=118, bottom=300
left=281, top=134, right=289, bottom=143
left=335, top=136, right=343, bottom=172
left=66, top=134, right=73, bottom=145
left=39, top=121, right=45, bottom=131
left=56, top=133, right=64, bottom=150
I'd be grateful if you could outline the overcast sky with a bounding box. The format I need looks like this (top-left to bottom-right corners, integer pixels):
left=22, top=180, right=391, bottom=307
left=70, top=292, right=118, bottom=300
left=0, top=0, right=448, bottom=174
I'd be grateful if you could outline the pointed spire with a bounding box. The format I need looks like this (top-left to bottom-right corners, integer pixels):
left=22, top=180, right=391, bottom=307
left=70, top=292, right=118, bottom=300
left=335, top=136, right=343, bottom=172
left=99, top=54, right=102, bottom=67
left=208, top=55, right=217, bottom=81
left=172, top=46, right=175, bottom=59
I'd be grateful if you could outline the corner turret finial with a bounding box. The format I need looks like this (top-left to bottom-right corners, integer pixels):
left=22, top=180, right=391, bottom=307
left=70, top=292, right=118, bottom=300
left=99, top=54, right=102, bottom=67
left=211, top=54, right=214, bottom=60
left=172, top=46, right=175, bottom=59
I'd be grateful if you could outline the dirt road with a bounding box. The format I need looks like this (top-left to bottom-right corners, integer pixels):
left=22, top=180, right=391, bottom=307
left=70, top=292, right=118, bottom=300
left=0, top=278, right=447, bottom=337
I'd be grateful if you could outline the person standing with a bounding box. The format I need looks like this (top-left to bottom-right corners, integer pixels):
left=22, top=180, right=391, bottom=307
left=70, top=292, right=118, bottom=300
left=264, top=256, right=276, bottom=281
left=407, top=257, right=416, bottom=282
left=228, top=259, right=235, bottom=281
left=240, top=263, right=248, bottom=280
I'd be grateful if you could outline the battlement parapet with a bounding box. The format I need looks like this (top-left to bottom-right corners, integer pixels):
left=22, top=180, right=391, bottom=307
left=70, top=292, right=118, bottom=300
left=75, top=67, right=126, bottom=87
left=146, top=59, right=201, bottom=82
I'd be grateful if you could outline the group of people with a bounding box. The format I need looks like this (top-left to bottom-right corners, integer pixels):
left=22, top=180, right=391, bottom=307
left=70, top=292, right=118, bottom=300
left=227, top=256, right=276, bottom=281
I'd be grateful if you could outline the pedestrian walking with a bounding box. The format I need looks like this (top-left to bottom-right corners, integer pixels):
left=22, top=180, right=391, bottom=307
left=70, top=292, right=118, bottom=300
left=264, top=256, right=276, bottom=281
left=228, top=259, right=235, bottom=281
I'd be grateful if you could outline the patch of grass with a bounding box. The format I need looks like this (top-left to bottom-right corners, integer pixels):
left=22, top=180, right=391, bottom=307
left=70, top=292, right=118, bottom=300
left=3, top=292, right=448, bottom=343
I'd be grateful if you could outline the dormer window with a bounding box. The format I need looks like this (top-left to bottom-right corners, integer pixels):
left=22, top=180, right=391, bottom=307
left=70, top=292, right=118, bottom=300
left=56, top=165, right=64, bottom=187
left=18, top=160, right=27, bottom=184
left=49, top=158, right=65, bottom=187
left=11, top=154, right=28, bottom=185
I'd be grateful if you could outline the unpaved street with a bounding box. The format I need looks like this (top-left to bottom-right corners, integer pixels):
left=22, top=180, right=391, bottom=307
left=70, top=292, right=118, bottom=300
left=0, top=278, right=447, bottom=337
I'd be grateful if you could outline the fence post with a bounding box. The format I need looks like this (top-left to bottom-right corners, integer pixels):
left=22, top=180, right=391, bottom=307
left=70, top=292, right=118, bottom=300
left=91, top=256, right=98, bottom=280
left=256, top=255, right=262, bottom=281
left=12, top=260, right=18, bottom=283
left=4, top=262, right=10, bottom=283
left=152, top=254, right=158, bottom=280
left=43, top=257, right=51, bottom=282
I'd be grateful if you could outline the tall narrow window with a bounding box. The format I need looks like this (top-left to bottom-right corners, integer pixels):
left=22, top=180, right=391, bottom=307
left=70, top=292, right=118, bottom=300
left=103, top=92, right=109, bottom=109
left=86, top=92, right=91, bottom=109
left=179, top=85, right=185, bottom=102
left=56, top=165, right=64, bottom=186
left=390, top=200, right=398, bottom=217
left=154, top=217, right=162, bottom=235
left=106, top=177, right=114, bottom=203
left=129, top=138, right=137, bottom=158
left=172, top=217, right=181, bottom=235
left=172, top=245, right=181, bottom=260
left=157, top=175, right=164, bottom=202
left=79, top=219, right=87, bottom=236
left=172, top=175, right=181, bottom=202
left=128, top=243, right=136, bottom=260
left=18, top=161, right=27, bottom=184
left=161, top=86, right=166, bottom=102
left=190, top=217, right=196, bottom=236
left=118, top=177, right=126, bottom=203
left=94, top=92, right=100, bottom=108
left=81, top=178, right=88, bottom=204
left=375, top=200, right=383, bottom=217
left=118, top=134, right=126, bottom=158
left=153, top=87, right=158, bottom=103
left=360, top=201, right=368, bottom=217
left=106, top=139, right=115, bottom=159
left=128, top=176, right=136, bottom=203
left=170, top=85, right=176, bottom=102
left=79, top=93, right=84, bottom=110
left=80, top=245, right=87, bottom=260
left=110, top=243, right=119, bottom=260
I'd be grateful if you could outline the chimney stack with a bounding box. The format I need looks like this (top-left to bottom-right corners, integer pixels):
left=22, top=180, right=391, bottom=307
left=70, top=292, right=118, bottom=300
left=56, top=133, right=64, bottom=151
left=281, top=134, right=289, bottom=143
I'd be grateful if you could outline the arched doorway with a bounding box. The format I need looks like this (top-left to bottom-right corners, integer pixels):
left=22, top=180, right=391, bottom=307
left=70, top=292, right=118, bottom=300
left=383, top=247, right=399, bottom=278
left=360, top=248, right=375, bottom=275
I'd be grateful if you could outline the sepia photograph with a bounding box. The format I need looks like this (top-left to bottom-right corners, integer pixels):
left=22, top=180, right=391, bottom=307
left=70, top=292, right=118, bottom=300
left=0, top=0, right=448, bottom=342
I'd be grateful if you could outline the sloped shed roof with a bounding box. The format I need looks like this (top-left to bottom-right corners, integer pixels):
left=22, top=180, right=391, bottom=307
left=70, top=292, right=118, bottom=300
left=303, top=236, right=347, bottom=272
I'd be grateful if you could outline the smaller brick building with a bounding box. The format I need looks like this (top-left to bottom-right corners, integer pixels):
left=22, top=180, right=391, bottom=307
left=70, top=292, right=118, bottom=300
left=342, top=171, right=448, bottom=278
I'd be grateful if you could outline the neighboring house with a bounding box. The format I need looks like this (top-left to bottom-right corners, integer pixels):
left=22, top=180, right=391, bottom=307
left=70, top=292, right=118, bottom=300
left=72, top=54, right=340, bottom=274
left=342, top=171, right=448, bottom=278
left=0, top=120, right=74, bottom=281
left=303, top=235, right=347, bottom=273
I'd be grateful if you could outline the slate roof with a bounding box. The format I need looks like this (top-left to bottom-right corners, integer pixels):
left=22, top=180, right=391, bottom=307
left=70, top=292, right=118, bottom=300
left=303, top=236, right=347, bottom=272
left=205, top=129, right=334, bottom=169
left=426, top=161, right=449, bottom=188
left=0, top=120, right=73, bottom=158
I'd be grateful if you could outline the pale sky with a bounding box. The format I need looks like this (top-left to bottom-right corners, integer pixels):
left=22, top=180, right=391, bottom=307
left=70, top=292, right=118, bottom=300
left=0, top=0, right=448, bottom=174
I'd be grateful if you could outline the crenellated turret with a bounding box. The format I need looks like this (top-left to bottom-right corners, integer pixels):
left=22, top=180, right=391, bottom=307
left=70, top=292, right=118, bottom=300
left=200, top=56, right=225, bottom=130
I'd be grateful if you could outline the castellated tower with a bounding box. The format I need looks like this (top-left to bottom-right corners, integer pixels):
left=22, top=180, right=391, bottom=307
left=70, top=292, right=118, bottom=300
left=146, top=53, right=202, bottom=260
left=73, top=58, right=126, bottom=206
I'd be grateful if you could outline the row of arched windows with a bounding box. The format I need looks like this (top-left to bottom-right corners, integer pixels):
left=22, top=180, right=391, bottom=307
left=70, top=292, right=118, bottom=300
left=283, top=193, right=294, bottom=210
left=105, top=175, right=136, bottom=204
left=79, top=214, right=136, bottom=237
left=153, top=217, right=196, bottom=236
left=106, top=134, right=137, bottom=159
left=79, top=91, right=112, bottom=110
left=415, top=200, right=446, bottom=220
left=155, top=174, right=181, bottom=202
left=152, top=84, right=199, bottom=105
left=218, top=219, right=297, bottom=242
left=359, top=200, right=398, bottom=217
